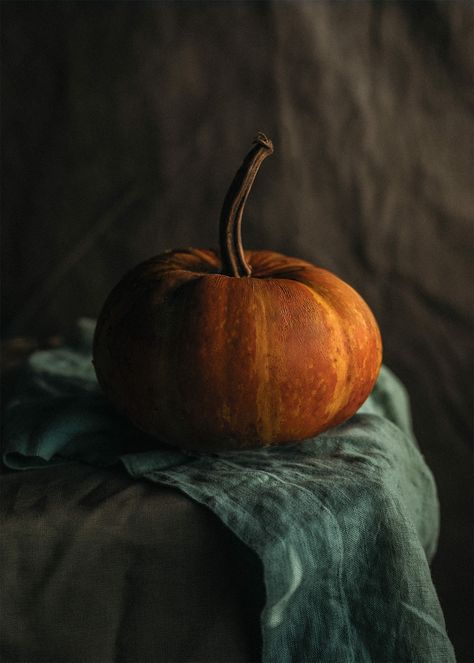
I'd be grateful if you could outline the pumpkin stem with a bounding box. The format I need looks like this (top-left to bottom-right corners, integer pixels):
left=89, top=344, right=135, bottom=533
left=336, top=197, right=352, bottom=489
left=219, top=133, right=274, bottom=277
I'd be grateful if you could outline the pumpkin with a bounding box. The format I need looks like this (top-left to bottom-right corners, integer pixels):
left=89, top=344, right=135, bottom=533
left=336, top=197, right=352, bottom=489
left=93, top=134, right=382, bottom=450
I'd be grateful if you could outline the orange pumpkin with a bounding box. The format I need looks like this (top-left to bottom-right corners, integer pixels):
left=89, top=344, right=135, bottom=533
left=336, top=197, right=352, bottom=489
left=93, top=134, right=382, bottom=450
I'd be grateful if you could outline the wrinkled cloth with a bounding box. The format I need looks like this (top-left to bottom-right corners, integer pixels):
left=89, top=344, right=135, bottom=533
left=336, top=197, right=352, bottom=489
left=2, top=321, right=455, bottom=662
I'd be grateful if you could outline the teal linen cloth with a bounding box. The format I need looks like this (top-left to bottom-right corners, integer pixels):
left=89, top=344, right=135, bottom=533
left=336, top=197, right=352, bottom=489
left=2, top=319, right=455, bottom=663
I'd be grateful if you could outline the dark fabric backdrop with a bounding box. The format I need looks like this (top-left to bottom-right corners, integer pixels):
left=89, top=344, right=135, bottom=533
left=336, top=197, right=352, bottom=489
left=1, top=2, right=473, bottom=660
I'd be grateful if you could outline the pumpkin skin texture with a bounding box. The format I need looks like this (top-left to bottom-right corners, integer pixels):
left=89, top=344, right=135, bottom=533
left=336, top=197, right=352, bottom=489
left=93, top=134, right=382, bottom=450
left=93, top=248, right=382, bottom=450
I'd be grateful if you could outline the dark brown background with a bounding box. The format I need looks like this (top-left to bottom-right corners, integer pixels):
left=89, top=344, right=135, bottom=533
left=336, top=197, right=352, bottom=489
left=1, top=2, right=473, bottom=661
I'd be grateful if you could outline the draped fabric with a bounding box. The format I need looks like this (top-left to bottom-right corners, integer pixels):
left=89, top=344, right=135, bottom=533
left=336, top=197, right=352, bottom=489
left=1, top=323, right=455, bottom=662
